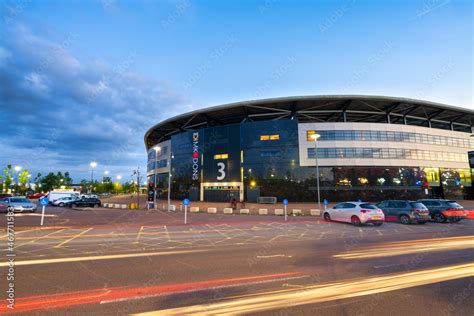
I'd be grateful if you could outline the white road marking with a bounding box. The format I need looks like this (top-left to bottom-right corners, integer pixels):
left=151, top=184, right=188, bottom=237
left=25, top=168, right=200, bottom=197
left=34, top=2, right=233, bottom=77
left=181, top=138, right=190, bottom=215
left=54, top=228, right=93, bottom=248
left=0, top=249, right=206, bottom=267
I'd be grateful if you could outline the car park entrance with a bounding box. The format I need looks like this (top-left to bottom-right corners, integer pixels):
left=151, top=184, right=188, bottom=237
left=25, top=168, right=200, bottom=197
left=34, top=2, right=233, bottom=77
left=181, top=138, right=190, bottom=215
left=200, top=182, right=244, bottom=202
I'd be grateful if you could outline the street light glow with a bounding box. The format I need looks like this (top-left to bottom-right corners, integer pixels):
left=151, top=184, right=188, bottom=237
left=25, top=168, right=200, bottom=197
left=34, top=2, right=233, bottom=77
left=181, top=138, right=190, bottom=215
left=116, top=175, right=122, bottom=180
left=310, top=133, right=321, bottom=141
left=104, top=170, right=109, bottom=175
left=153, top=146, right=161, bottom=152
left=14, top=165, right=22, bottom=172
left=90, top=161, right=97, bottom=168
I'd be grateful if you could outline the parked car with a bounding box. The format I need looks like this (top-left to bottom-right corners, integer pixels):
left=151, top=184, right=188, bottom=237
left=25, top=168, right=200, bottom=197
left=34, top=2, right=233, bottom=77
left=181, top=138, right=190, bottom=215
left=0, top=197, right=37, bottom=213
left=377, top=200, right=431, bottom=224
left=52, top=196, right=80, bottom=207
left=80, top=194, right=99, bottom=199
left=27, top=193, right=46, bottom=199
left=0, top=201, right=11, bottom=213
left=323, top=202, right=384, bottom=226
left=67, top=198, right=101, bottom=208
left=418, top=199, right=467, bottom=223
left=47, top=190, right=80, bottom=203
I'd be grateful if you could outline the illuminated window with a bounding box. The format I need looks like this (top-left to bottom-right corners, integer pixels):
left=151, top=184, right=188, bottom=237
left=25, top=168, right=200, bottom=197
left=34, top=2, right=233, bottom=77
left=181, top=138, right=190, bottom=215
left=213, top=154, right=228, bottom=160
left=307, top=130, right=317, bottom=141
left=260, top=134, right=280, bottom=141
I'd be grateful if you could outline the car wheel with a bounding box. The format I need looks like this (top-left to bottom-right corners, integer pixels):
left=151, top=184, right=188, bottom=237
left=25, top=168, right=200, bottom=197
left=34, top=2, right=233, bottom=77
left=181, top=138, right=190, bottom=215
left=418, top=221, right=427, bottom=225
left=59, top=202, right=65, bottom=207
left=373, top=221, right=383, bottom=226
left=399, top=215, right=410, bottom=225
left=433, top=213, right=446, bottom=223
left=351, top=216, right=361, bottom=226
left=71, top=203, right=77, bottom=208
left=323, top=212, right=331, bottom=221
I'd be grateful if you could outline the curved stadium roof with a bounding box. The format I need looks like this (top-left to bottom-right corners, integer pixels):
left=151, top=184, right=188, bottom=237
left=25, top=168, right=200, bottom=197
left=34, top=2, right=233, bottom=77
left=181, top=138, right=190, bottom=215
left=145, top=95, right=474, bottom=149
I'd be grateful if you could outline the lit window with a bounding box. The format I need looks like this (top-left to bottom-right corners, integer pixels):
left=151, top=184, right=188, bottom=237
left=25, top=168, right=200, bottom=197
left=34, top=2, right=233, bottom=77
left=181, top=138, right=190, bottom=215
left=213, top=154, right=228, bottom=160
left=307, top=130, right=316, bottom=141
left=260, top=134, right=280, bottom=141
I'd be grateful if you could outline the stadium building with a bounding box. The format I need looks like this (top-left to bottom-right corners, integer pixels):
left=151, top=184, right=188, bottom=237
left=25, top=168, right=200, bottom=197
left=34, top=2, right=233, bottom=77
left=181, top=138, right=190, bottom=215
left=144, top=95, right=474, bottom=202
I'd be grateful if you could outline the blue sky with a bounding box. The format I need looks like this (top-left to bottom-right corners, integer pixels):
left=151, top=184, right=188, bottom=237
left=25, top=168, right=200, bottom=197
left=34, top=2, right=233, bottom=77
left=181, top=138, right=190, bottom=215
left=0, top=0, right=472, bottom=182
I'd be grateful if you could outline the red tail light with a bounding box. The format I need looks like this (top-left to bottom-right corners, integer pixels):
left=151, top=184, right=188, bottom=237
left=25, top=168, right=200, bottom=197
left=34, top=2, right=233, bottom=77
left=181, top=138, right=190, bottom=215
left=360, top=210, right=370, bottom=213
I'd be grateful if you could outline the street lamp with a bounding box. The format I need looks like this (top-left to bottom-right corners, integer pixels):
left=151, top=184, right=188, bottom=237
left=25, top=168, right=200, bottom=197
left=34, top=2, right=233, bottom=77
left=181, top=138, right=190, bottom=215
left=14, top=166, right=22, bottom=172
left=90, top=161, right=97, bottom=193
left=167, top=153, right=174, bottom=212
left=310, top=133, right=321, bottom=211
left=153, top=146, right=161, bottom=209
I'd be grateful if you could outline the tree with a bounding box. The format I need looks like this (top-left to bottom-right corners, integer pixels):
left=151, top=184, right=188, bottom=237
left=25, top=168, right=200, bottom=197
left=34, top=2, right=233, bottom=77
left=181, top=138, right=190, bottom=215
left=18, top=170, right=31, bottom=194
left=2, top=165, right=13, bottom=193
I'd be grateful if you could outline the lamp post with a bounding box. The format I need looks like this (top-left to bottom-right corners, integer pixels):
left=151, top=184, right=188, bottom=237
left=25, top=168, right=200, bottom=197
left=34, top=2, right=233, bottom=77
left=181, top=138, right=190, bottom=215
left=310, top=133, right=321, bottom=211
left=153, top=146, right=161, bottom=209
left=90, top=161, right=97, bottom=193
left=167, top=153, right=174, bottom=212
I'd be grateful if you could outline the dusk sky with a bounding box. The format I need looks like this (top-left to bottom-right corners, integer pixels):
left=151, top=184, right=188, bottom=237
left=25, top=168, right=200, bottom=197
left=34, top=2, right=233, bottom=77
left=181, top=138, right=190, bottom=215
left=0, top=0, right=472, bottom=182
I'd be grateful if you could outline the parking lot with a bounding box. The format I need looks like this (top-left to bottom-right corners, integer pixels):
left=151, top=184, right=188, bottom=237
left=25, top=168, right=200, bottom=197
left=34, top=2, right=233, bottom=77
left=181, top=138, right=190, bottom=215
left=1, top=204, right=473, bottom=314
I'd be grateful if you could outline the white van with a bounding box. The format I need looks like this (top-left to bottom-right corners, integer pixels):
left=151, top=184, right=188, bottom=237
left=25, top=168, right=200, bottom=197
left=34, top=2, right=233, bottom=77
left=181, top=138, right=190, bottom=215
left=47, top=191, right=80, bottom=203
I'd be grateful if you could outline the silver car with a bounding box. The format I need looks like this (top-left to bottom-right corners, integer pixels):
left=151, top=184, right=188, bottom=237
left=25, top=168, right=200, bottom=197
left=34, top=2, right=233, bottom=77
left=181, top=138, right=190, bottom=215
left=0, top=201, right=11, bottom=213
left=0, top=197, right=38, bottom=213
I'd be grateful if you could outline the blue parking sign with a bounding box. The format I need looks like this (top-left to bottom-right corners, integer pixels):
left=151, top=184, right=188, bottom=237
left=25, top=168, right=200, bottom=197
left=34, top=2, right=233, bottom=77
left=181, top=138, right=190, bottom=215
left=39, top=197, right=49, bottom=206
left=282, top=199, right=288, bottom=205
left=183, top=198, right=190, bottom=206
left=323, top=199, right=328, bottom=206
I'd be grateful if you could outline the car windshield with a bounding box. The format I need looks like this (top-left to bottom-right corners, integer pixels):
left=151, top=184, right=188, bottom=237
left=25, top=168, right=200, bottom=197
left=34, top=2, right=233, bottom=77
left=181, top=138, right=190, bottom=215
left=360, top=203, right=378, bottom=209
left=446, top=201, right=462, bottom=208
left=410, top=202, right=427, bottom=209
left=11, top=198, right=30, bottom=203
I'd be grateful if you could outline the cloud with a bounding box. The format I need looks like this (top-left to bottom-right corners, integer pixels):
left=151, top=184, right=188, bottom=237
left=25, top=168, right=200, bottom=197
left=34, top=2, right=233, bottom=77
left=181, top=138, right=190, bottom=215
left=0, top=24, right=190, bottom=181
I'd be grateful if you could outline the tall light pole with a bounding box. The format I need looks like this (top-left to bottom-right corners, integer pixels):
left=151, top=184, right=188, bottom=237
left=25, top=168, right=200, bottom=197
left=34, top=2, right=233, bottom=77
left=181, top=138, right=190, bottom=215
left=153, top=146, right=161, bottom=209
left=167, top=152, right=174, bottom=212
left=310, top=133, right=321, bottom=211
left=90, top=161, right=97, bottom=193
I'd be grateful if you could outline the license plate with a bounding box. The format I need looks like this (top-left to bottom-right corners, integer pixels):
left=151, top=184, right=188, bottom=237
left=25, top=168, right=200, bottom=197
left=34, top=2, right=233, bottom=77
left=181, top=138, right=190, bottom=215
left=371, top=216, right=382, bottom=220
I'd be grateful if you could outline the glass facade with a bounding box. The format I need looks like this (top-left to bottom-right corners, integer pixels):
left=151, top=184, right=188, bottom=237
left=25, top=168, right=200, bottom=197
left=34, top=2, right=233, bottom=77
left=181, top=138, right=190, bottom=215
left=148, top=119, right=473, bottom=202
left=307, top=130, right=474, bottom=148
left=307, top=147, right=468, bottom=163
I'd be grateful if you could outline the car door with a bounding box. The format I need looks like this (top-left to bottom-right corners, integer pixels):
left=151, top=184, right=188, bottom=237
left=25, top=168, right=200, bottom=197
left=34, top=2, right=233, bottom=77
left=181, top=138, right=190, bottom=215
left=330, top=203, right=344, bottom=220
left=377, top=201, right=388, bottom=216
left=340, top=203, right=356, bottom=223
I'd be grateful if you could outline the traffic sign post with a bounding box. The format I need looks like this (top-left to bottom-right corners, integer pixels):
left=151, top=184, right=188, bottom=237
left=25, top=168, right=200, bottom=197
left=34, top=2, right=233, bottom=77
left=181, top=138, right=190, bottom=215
left=283, top=199, right=288, bottom=222
left=39, top=197, right=49, bottom=226
left=323, top=199, right=328, bottom=211
left=183, top=198, right=190, bottom=224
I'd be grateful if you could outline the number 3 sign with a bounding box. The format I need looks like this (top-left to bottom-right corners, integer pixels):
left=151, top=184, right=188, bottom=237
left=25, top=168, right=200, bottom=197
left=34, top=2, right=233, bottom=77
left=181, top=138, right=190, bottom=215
left=217, top=162, right=226, bottom=180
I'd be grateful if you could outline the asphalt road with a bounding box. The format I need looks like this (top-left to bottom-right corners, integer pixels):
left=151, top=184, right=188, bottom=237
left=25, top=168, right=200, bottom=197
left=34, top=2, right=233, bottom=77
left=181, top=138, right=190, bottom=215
left=1, top=206, right=473, bottom=315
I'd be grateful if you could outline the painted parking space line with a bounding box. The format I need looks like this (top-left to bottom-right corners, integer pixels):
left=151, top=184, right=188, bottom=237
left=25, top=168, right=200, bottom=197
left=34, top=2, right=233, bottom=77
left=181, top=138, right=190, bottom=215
left=15, top=229, right=66, bottom=249
left=54, top=228, right=93, bottom=248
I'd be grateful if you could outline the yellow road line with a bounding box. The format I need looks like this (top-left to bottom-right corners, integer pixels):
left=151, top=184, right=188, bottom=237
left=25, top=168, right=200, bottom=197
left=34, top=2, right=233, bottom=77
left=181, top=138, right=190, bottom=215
left=15, top=229, right=66, bottom=249
left=134, top=226, right=145, bottom=243
left=54, top=228, right=93, bottom=248
left=134, top=263, right=474, bottom=315
left=0, top=249, right=205, bottom=267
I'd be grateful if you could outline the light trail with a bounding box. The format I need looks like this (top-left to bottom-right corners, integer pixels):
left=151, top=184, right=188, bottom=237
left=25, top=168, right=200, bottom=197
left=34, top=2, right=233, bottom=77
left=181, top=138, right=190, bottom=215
left=0, top=272, right=305, bottom=313
left=334, top=235, right=474, bottom=259
left=0, top=249, right=206, bottom=267
left=135, top=263, right=474, bottom=315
